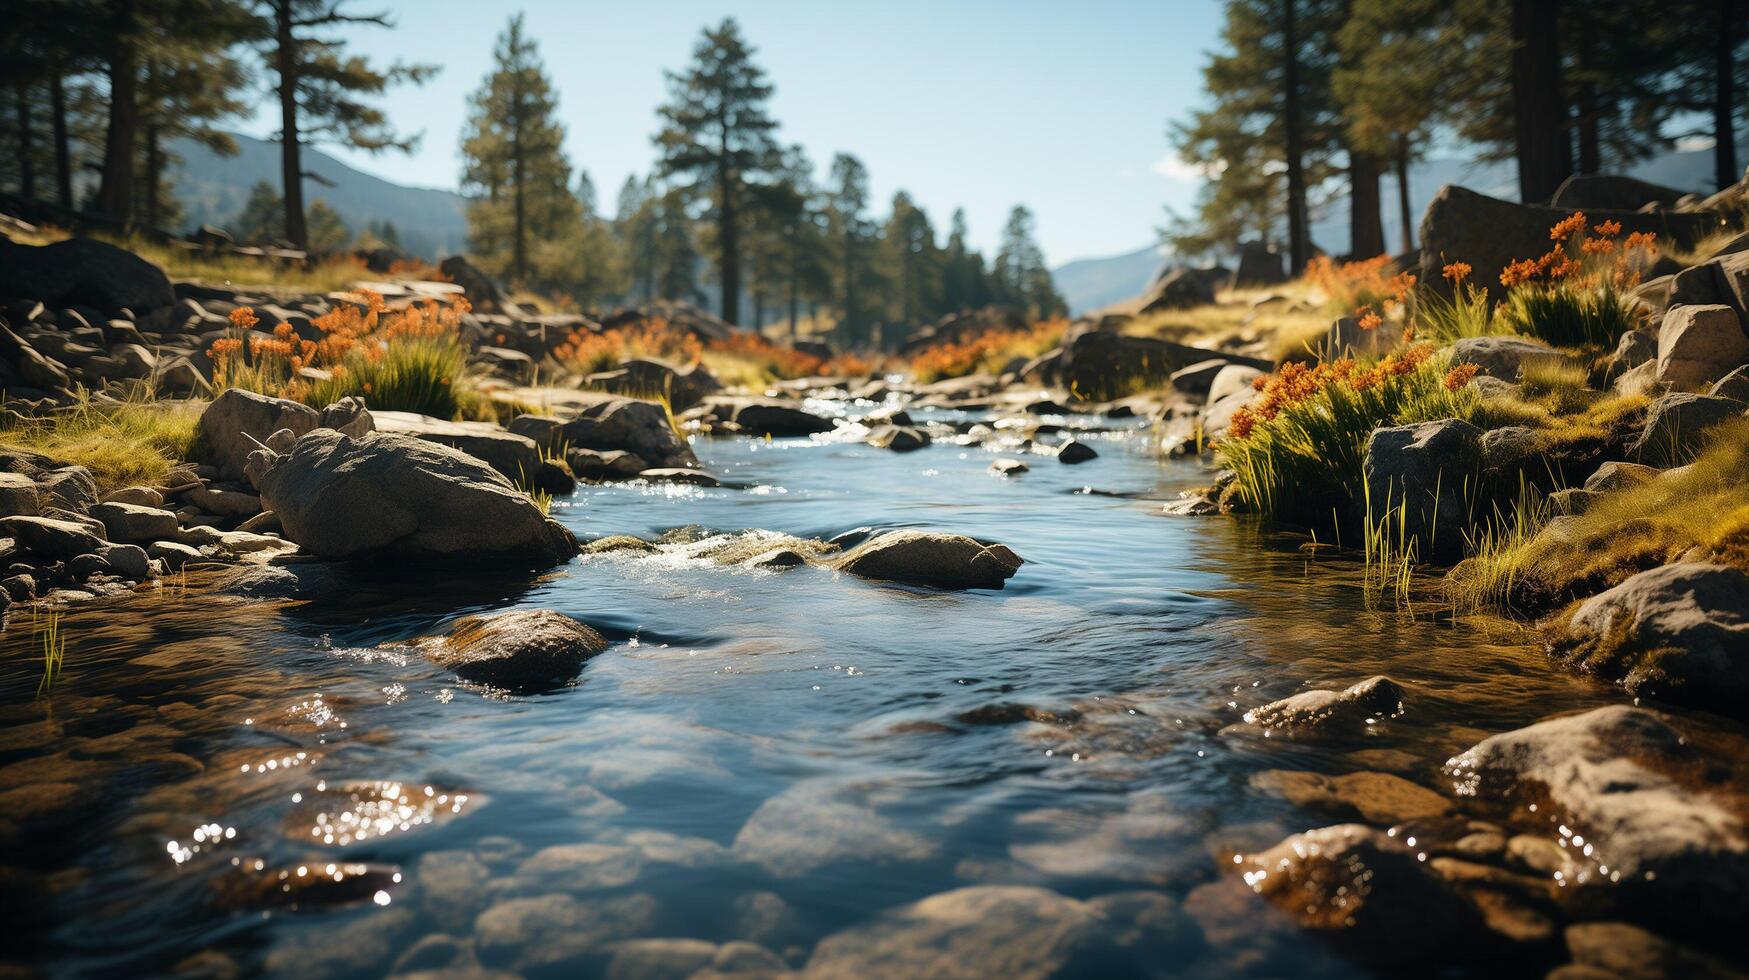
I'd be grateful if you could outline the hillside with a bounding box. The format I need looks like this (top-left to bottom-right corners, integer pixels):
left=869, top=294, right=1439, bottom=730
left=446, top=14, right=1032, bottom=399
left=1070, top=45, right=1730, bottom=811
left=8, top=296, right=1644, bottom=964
left=169, top=132, right=469, bottom=258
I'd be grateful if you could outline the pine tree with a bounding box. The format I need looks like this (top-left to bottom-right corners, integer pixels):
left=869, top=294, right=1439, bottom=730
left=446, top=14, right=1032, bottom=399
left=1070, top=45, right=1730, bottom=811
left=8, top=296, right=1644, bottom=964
left=1167, top=0, right=1345, bottom=268
left=654, top=188, right=702, bottom=303
left=615, top=175, right=660, bottom=302
left=134, top=23, right=253, bottom=231
left=460, top=13, right=577, bottom=288
left=826, top=153, right=878, bottom=346
left=261, top=0, right=434, bottom=249
left=993, top=205, right=1064, bottom=318
left=653, top=17, right=781, bottom=325
left=231, top=179, right=284, bottom=241
left=941, top=209, right=992, bottom=312
left=305, top=197, right=349, bottom=252
left=560, top=168, right=623, bottom=308
left=881, top=190, right=941, bottom=341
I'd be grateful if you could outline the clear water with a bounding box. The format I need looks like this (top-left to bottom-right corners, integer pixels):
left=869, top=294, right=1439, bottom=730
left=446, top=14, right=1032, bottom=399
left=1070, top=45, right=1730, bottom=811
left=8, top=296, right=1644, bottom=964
left=0, top=405, right=1623, bottom=978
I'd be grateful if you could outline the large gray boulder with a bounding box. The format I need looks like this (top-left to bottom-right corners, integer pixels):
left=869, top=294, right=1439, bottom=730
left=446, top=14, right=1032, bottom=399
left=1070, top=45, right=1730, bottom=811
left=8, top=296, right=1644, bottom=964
left=1416, top=185, right=1718, bottom=296
left=0, top=236, right=174, bottom=313
left=1139, top=266, right=1218, bottom=312
left=1363, top=419, right=1483, bottom=556
left=0, top=515, right=105, bottom=560
left=90, top=501, right=179, bottom=544
left=583, top=357, right=721, bottom=411
left=831, top=530, right=1022, bottom=591
left=1450, top=335, right=1568, bottom=381
left=1630, top=392, right=1743, bottom=466
left=1553, top=563, right=1749, bottom=711
left=1550, top=173, right=1692, bottom=211
left=255, top=429, right=576, bottom=566
left=1231, top=240, right=1287, bottom=287
left=415, top=609, right=606, bottom=693
left=371, top=411, right=543, bottom=485
left=1445, top=706, right=1749, bottom=928
left=198, top=388, right=320, bottom=480
left=699, top=396, right=836, bottom=437
left=1657, top=304, right=1749, bottom=388
left=512, top=396, right=698, bottom=467
left=1669, top=250, right=1749, bottom=320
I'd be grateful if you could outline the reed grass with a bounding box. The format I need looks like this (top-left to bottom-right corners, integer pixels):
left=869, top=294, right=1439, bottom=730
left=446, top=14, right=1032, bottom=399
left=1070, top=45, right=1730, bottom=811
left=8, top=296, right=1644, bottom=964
left=0, top=390, right=200, bottom=490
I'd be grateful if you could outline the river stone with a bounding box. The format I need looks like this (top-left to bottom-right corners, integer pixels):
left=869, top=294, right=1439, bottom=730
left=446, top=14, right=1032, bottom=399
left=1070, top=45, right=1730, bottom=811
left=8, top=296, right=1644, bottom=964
left=198, top=388, right=320, bottom=481
left=566, top=447, right=648, bottom=481
left=1559, top=921, right=1745, bottom=979
left=146, top=540, right=201, bottom=570
left=1238, top=824, right=1482, bottom=962
left=0, top=515, right=105, bottom=560
left=474, top=893, right=659, bottom=973
left=637, top=467, right=720, bottom=487
left=96, top=544, right=150, bottom=580
left=101, top=485, right=164, bottom=508
left=0, top=473, right=38, bottom=517
left=255, top=430, right=577, bottom=566
left=867, top=424, right=930, bottom=452
left=1444, top=705, right=1749, bottom=927
left=1056, top=439, right=1097, bottom=464
left=89, top=502, right=179, bottom=543
left=831, top=530, right=1022, bottom=591
left=1629, top=392, right=1743, bottom=466
left=1582, top=460, right=1659, bottom=494
left=317, top=395, right=373, bottom=437
left=1450, top=335, right=1568, bottom=381
left=1206, top=364, right=1265, bottom=406
left=1551, top=563, right=1749, bottom=711
left=701, top=396, right=836, bottom=437
left=538, top=397, right=698, bottom=468
left=1363, top=419, right=1483, bottom=557
left=990, top=458, right=1030, bottom=476
left=1249, top=770, right=1451, bottom=825
left=802, top=885, right=1133, bottom=980
left=1241, top=676, right=1405, bottom=737
left=1657, top=304, right=1749, bottom=388
left=37, top=466, right=96, bottom=512
left=372, top=410, right=543, bottom=486
left=417, top=609, right=606, bottom=693
left=181, top=486, right=261, bottom=518
left=1611, top=329, right=1658, bottom=374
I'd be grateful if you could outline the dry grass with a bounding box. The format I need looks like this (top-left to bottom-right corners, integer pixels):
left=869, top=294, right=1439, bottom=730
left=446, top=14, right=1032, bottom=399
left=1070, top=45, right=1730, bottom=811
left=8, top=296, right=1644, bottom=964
left=0, top=391, right=201, bottom=490
left=908, top=318, right=1067, bottom=383
left=1447, top=416, right=1749, bottom=612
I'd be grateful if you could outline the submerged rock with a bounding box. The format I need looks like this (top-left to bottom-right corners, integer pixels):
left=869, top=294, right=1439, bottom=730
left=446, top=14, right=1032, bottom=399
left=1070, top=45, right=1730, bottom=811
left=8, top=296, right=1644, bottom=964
left=1238, top=824, right=1482, bottom=963
left=989, top=457, right=1030, bottom=476
left=1249, top=770, right=1450, bottom=825
left=1055, top=439, right=1098, bottom=464
left=416, top=609, right=607, bottom=693
left=1241, top=676, right=1405, bottom=737
left=831, top=530, right=1022, bottom=590
left=255, top=430, right=577, bottom=566
left=1551, top=563, right=1749, bottom=711
left=867, top=423, right=930, bottom=452
left=700, top=396, right=837, bottom=436
left=1445, top=705, right=1749, bottom=928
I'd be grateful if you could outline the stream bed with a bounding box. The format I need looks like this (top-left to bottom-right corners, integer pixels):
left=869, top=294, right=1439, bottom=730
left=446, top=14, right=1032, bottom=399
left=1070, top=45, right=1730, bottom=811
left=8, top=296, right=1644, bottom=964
left=0, top=403, right=1634, bottom=977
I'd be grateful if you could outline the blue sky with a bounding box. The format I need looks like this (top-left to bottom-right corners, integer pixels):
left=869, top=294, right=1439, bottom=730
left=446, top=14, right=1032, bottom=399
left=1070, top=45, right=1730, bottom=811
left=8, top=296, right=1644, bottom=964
left=237, top=0, right=1223, bottom=265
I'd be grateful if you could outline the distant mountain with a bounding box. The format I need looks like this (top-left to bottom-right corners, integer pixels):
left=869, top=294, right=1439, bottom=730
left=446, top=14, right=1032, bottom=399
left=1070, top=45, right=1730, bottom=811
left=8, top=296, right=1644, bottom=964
left=168, top=132, right=469, bottom=259
left=1053, top=141, right=1745, bottom=316
left=1050, top=244, right=1167, bottom=315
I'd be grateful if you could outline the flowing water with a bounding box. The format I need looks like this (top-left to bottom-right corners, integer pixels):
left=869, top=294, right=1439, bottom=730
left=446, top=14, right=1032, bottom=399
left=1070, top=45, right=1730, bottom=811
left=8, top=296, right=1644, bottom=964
left=0, top=399, right=1627, bottom=978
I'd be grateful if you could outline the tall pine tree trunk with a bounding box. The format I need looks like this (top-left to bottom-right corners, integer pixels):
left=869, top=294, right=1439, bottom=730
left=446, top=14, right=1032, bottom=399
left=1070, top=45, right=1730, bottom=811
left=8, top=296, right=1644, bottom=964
left=50, top=70, right=71, bottom=208
left=1395, top=144, right=1414, bottom=253
left=275, top=1, right=308, bottom=249
left=1348, top=148, right=1384, bottom=259
left=718, top=169, right=740, bottom=325
left=95, top=0, right=138, bottom=224
left=12, top=81, right=34, bottom=201
left=1510, top=0, right=1571, bottom=203
left=143, top=123, right=161, bottom=230
left=1282, top=0, right=1310, bottom=273
left=1575, top=18, right=1600, bottom=175
left=1716, top=0, right=1739, bottom=192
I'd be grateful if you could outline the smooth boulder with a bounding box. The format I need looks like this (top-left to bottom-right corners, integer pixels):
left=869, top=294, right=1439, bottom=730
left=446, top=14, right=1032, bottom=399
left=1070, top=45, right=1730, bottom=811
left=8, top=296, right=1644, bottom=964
left=255, top=430, right=577, bottom=565
left=1657, top=304, right=1749, bottom=388
left=371, top=411, right=543, bottom=486
left=1552, top=563, right=1749, bottom=711
left=1450, top=335, right=1568, bottom=381
left=0, top=236, right=174, bottom=313
left=831, top=530, right=1022, bottom=591
left=198, top=388, right=320, bottom=481
left=416, top=609, right=606, bottom=693
left=1241, top=676, right=1404, bottom=737
left=1363, top=419, right=1483, bottom=556
left=1630, top=392, right=1742, bottom=466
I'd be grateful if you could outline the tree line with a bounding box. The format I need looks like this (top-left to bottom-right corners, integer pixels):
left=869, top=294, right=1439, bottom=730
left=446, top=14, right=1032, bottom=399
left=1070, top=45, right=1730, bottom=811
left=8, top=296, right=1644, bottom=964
left=1169, top=0, right=1745, bottom=271
left=0, top=3, right=1065, bottom=345
left=459, top=15, right=1065, bottom=339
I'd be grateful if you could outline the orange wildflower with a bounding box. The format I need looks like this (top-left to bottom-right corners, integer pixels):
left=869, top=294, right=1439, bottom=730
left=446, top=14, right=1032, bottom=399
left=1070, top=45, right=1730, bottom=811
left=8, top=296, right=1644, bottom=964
left=1549, top=212, right=1587, bottom=240
left=1357, top=307, right=1383, bottom=331
left=1442, top=262, right=1472, bottom=284
left=1444, top=363, right=1480, bottom=391
left=228, top=307, right=259, bottom=329
left=1592, top=219, right=1622, bottom=238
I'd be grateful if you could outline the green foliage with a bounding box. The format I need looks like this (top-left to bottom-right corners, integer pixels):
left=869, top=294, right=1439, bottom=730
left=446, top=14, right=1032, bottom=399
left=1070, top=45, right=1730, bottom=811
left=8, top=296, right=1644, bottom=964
left=305, top=198, right=351, bottom=252
left=1416, top=282, right=1495, bottom=342
left=1216, top=350, right=1480, bottom=527
left=460, top=14, right=578, bottom=290
left=231, top=180, right=285, bottom=242
left=653, top=16, right=781, bottom=324
left=304, top=334, right=470, bottom=420
left=993, top=205, right=1067, bottom=320
left=1499, top=280, right=1637, bottom=349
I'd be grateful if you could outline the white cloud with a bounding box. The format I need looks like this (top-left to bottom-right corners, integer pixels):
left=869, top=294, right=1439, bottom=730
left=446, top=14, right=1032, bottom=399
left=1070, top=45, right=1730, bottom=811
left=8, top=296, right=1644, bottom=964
left=1676, top=135, right=1717, bottom=153
left=1151, top=152, right=1212, bottom=182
